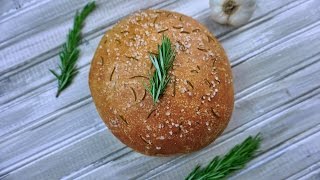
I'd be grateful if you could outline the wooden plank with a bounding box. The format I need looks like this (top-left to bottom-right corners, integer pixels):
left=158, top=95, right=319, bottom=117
left=1, top=2, right=315, bottom=177
left=0, top=0, right=311, bottom=137
left=299, top=169, right=320, bottom=180
left=3, top=45, right=320, bottom=179
left=0, top=0, right=299, bottom=82
left=0, top=0, right=176, bottom=74
left=0, top=128, right=127, bottom=179
left=287, top=161, right=320, bottom=180
left=1, top=0, right=319, bottom=179
left=1, top=2, right=319, bottom=142
left=0, top=0, right=208, bottom=171
left=230, top=126, right=320, bottom=180
left=233, top=23, right=320, bottom=96
left=147, top=93, right=320, bottom=180
left=0, top=0, right=311, bottom=107
left=222, top=0, right=320, bottom=66
left=105, top=58, right=320, bottom=180
left=0, top=0, right=207, bottom=176
left=0, top=0, right=208, bottom=141
left=0, top=100, right=101, bottom=170
left=228, top=27, right=320, bottom=131
left=0, top=0, right=156, bottom=43
left=0, top=0, right=309, bottom=106
left=0, top=0, right=42, bottom=18
left=77, top=91, right=320, bottom=179
left=0, top=0, right=204, bottom=105
left=0, top=0, right=15, bottom=17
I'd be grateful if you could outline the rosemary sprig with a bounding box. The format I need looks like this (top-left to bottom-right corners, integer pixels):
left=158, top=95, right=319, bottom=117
left=50, top=2, right=96, bottom=97
left=146, top=35, right=175, bottom=103
left=186, top=134, right=262, bottom=180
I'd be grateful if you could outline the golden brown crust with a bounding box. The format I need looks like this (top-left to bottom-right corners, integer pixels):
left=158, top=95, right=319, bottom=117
left=89, top=10, right=234, bottom=156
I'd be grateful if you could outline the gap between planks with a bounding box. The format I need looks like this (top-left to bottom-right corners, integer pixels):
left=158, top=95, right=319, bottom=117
left=4, top=67, right=319, bottom=179
left=0, top=0, right=50, bottom=22
left=0, top=0, right=308, bottom=116
left=0, top=0, right=302, bottom=79
left=0, top=0, right=320, bottom=178
left=0, top=0, right=193, bottom=105
left=0, top=0, right=311, bottom=109
left=0, top=0, right=316, bottom=152
left=77, top=92, right=320, bottom=180
left=63, top=34, right=320, bottom=178
left=298, top=168, right=320, bottom=180
left=39, top=61, right=320, bottom=179
left=1, top=3, right=318, bottom=141
left=0, top=0, right=179, bottom=75
left=2, top=48, right=320, bottom=179
left=0, top=0, right=311, bottom=117
left=134, top=74, right=320, bottom=179
left=287, top=161, right=320, bottom=179
left=0, top=4, right=320, bottom=175
left=230, top=125, right=320, bottom=180
left=143, top=91, right=320, bottom=179
left=0, top=0, right=206, bottom=139
left=10, top=90, right=320, bottom=179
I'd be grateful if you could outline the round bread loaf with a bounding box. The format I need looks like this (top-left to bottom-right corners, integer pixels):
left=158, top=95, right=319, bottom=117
left=89, top=10, right=234, bottom=156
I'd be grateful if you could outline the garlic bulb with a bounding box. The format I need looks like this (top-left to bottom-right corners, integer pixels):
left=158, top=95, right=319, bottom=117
left=209, top=0, right=256, bottom=27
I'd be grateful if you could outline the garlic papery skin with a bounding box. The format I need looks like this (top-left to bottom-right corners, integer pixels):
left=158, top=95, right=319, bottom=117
left=209, top=0, right=256, bottom=27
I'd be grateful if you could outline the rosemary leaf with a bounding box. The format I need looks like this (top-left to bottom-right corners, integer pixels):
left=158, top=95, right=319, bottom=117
left=186, top=134, right=262, bottom=180
left=50, top=1, right=96, bottom=97
left=146, top=35, right=175, bottom=104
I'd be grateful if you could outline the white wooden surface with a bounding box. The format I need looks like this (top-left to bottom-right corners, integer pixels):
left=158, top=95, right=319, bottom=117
left=0, top=0, right=320, bottom=179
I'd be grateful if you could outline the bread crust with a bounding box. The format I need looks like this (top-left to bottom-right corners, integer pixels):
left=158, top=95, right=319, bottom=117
left=89, top=10, right=234, bottom=156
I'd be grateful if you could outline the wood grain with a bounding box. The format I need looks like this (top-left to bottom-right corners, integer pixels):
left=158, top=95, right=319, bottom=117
left=288, top=161, right=320, bottom=180
left=1, top=0, right=319, bottom=179
left=0, top=0, right=15, bottom=17
left=78, top=57, right=320, bottom=180
left=0, top=0, right=306, bottom=137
